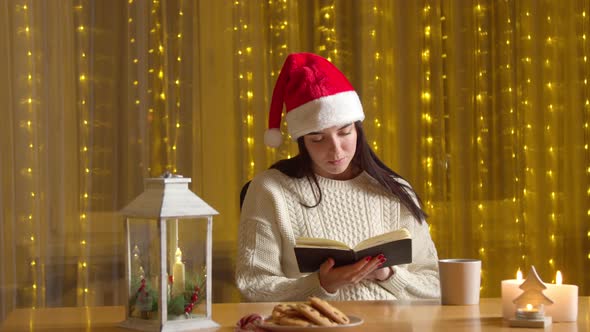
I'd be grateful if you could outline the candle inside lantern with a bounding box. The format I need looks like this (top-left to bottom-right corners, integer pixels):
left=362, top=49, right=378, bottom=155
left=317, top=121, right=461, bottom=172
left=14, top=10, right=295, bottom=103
left=501, top=269, right=523, bottom=319
left=544, top=271, right=578, bottom=322
left=171, top=247, right=185, bottom=296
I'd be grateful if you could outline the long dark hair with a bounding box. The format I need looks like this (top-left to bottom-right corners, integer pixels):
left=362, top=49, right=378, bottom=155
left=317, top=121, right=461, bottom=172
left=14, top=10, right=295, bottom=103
left=270, top=121, right=427, bottom=223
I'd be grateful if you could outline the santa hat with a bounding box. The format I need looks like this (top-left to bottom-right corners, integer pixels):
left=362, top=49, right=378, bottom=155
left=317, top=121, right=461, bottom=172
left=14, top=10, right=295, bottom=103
left=264, top=53, right=364, bottom=148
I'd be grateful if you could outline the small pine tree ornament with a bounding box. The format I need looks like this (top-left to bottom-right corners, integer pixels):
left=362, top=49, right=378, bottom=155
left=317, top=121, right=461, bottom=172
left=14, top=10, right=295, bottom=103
left=509, top=266, right=553, bottom=328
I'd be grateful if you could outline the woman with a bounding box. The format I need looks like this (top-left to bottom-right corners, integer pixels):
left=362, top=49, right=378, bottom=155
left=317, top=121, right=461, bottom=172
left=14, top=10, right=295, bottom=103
left=235, top=53, right=439, bottom=301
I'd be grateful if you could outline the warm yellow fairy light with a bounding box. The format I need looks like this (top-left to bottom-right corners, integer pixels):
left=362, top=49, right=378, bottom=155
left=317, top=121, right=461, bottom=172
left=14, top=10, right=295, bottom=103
left=22, top=0, right=38, bottom=303
left=75, top=0, right=91, bottom=304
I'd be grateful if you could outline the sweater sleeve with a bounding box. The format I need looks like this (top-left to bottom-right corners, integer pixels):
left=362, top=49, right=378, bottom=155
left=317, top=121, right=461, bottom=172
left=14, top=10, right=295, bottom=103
left=377, top=207, right=440, bottom=299
left=235, top=173, right=337, bottom=302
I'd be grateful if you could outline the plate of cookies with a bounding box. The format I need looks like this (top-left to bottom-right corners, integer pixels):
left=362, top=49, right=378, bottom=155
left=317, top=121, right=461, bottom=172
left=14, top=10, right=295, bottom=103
left=259, top=296, right=363, bottom=331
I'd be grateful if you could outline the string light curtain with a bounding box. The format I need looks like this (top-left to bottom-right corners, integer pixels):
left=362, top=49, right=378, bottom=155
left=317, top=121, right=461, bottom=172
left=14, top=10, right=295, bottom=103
left=0, top=1, right=589, bottom=322
left=0, top=0, right=206, bottom=319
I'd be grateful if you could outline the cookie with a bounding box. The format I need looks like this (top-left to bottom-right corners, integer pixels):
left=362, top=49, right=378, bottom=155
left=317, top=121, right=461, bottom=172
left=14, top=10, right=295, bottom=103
left=277, top=315, right=314, bottom=327
left=295, top=303, right=336, bottom=326
left=308, top=296, right=350, bottom=324
left=271, top=303, right=300, bottom=320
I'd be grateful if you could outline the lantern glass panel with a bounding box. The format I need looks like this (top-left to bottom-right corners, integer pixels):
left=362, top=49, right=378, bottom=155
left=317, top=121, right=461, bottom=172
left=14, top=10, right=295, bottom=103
left=127, top=218, right=160, bottom=322
left=166, top=217, right=209, bottom=320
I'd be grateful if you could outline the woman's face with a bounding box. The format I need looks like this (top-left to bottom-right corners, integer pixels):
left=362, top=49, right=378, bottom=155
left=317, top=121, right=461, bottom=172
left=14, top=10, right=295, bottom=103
left=303, top=123, right=358, bottom=180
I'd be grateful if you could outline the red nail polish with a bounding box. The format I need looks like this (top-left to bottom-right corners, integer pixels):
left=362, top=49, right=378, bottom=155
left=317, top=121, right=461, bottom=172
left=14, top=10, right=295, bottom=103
left=377, top=254, right=385, bottom=260
left=366, top=256, right=372, bottom=262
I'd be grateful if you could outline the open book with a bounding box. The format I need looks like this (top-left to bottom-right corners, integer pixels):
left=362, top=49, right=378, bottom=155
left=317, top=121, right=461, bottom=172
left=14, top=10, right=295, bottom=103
left=294, top=228, right=412, bottom=273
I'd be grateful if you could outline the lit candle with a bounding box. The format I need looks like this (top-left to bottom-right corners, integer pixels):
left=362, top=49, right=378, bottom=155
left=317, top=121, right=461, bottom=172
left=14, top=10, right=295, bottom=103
left=501, top=269, right=523, bottom=319
left=516, top=303, right=543, bottom=320
left=171, top=247, right=185, bottom=296
left=544, top=271, right=578, bottom=322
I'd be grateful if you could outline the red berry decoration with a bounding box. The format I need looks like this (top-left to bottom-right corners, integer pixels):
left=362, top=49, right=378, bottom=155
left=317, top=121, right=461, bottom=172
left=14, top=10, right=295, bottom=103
left=183, top=287, right=200, bottom=316
left=184, top=303, right=193, bottom=314
left=136, top=278, right=146, bottom=293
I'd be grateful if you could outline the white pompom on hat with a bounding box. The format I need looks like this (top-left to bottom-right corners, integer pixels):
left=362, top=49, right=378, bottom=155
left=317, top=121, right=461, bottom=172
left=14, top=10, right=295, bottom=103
left=264, top=53, right=365, bottom=148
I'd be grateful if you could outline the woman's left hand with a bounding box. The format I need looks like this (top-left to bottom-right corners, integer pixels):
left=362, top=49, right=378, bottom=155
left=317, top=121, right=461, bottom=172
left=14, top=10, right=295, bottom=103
left=365, top=266, right=394, bottom=281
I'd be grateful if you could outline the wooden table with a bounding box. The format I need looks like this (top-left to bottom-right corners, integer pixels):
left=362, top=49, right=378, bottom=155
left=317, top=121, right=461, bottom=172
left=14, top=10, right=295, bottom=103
left=1, top=297, right=588, bottom=331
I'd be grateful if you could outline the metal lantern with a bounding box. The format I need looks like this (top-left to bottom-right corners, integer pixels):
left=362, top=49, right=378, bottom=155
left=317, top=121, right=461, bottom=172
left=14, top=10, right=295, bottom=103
left=120, top=174, right=219, bottom=331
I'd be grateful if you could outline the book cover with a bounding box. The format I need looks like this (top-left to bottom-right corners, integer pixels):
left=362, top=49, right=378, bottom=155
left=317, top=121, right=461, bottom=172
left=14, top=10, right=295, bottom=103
left=294, top=228, right=412, bottom=273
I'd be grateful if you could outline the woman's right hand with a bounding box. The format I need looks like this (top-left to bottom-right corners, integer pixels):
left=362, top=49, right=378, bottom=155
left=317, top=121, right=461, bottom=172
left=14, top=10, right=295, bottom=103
left=318, top=255, right=386, bottom=293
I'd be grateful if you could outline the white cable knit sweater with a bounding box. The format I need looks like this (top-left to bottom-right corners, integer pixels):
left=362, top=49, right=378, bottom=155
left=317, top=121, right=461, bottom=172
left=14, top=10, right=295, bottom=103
left=235, top=169, right=440, bottom=302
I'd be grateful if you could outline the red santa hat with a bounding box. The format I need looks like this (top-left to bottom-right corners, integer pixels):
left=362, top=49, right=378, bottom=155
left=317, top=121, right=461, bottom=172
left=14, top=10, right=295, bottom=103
left=264, top=53, right=364, bottom=148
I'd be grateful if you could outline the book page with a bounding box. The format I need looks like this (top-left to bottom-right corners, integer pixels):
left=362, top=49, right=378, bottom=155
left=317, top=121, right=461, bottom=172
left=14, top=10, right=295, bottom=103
left=295, top=237, right=351, bottom=250
left=353, top=228, right=411, bottom=252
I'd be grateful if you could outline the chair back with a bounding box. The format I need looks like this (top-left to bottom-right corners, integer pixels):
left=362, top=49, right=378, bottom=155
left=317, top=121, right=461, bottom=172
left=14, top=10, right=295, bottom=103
left=239, top=181, right=251, bottom=210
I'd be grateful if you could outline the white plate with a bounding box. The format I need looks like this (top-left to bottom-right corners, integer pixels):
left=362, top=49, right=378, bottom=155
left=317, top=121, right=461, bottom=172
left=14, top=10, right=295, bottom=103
left=258, top=315, right=363, bottom=331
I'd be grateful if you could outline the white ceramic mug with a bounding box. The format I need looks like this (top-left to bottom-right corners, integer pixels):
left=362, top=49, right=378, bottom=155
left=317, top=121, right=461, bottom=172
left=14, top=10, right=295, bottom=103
left=438, top=259, right=481, bottom=305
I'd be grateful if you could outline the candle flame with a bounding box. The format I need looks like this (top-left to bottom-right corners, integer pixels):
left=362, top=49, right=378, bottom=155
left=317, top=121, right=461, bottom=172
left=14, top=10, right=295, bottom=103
left=516, top=269, right=523, bottom=281
left=556, top=270, right=562, bottom=285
